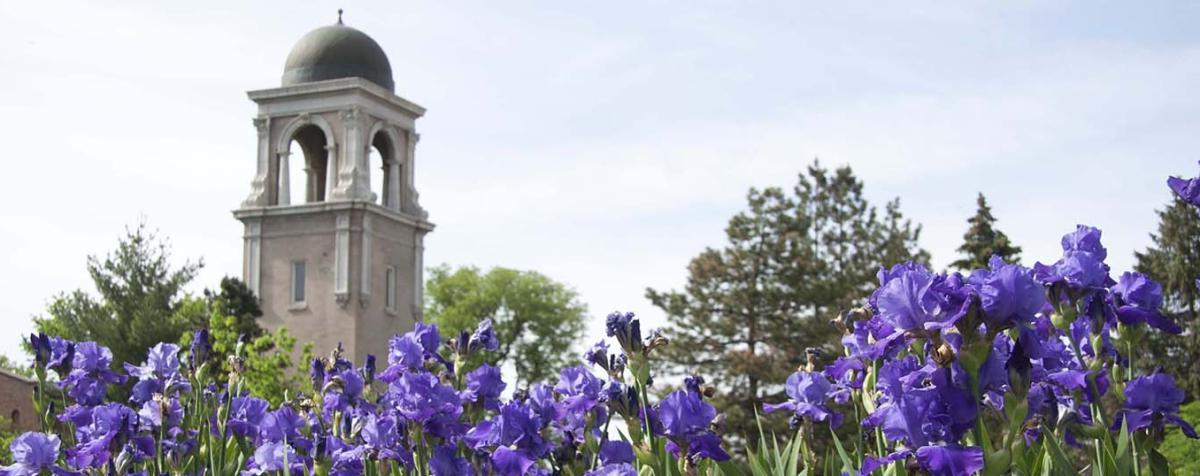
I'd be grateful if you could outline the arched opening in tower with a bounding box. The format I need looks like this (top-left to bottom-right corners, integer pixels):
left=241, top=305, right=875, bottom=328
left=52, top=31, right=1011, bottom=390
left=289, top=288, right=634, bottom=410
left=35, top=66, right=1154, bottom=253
left=369, top=132, right=395, bottom=209
left=282, top=124, right=330, bottom=204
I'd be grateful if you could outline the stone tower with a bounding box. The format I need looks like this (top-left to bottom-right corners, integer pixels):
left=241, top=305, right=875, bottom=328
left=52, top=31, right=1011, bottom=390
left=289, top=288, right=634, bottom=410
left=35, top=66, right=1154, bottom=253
left=234, top=15, right=432, bottom=363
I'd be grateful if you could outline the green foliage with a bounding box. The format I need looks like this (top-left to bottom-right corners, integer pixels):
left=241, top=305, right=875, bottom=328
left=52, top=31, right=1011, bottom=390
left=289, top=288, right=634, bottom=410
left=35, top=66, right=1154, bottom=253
left=0, top=415, right=13, bottom=463
left=647, top=159, right=927, bottom=450
left=950, top=192, right=1022, bottom=270
left=207, top=302, right=311, bottom=406
left=1159, top=401, right=1200, bottom=474
left=1134, top=197, right=1200, bottom=398
left=425, top=265, right=588, bottom=387
left=203, top=276, right=263, bottom=339
left=32, top=222, right=204, bottom=368
left=0, top=355, right=32, bottom=379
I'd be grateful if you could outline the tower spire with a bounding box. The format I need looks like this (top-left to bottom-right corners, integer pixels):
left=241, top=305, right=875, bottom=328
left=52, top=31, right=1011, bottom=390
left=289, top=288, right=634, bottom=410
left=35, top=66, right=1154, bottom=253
left=337, top=8, right=344, bottom=25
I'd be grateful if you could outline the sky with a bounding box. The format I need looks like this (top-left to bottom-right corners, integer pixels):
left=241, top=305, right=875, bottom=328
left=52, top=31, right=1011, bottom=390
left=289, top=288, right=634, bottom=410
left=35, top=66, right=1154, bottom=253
left=0, top=1, right=1198, bottom=362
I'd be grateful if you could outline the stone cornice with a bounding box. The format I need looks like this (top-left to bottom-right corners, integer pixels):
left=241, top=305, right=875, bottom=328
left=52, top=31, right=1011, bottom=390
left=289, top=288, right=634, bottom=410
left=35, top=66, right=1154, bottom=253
left=247, top=78, right=426, bottom=118
left=233, top=201, right=435, bottom=232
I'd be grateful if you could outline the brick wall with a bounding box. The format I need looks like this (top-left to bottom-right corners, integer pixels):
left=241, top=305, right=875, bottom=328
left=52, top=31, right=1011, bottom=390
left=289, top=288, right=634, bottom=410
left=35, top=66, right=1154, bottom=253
left=0, top=370, right=37, bottom=432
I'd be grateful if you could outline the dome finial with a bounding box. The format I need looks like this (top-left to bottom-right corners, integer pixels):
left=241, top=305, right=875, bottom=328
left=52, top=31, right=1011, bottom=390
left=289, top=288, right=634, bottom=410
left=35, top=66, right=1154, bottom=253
left=337, top=8, right=344, bottom=25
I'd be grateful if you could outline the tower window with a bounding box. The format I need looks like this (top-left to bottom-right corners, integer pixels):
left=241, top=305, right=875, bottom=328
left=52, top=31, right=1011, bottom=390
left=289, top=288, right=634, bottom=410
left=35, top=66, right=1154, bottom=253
left=385, top=266, right=397, bottom=311
left=291, top=261, right=307, bottom=305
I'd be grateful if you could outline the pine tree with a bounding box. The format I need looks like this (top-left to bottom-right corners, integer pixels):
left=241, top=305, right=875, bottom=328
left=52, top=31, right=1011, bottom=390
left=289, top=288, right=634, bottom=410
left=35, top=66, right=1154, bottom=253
left=1134, top=197, right=1200, bottom=399
left=646, top=160, right=927, bottom=449
left=951, top=193, right=1022, bottom=270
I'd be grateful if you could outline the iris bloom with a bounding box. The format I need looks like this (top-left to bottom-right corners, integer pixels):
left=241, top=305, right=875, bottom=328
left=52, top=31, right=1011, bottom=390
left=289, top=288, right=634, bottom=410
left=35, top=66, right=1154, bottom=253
left=1, top=432, right=63, bottom=476
left=1114, top=373, right=1198, bottom=438
left=1168, top=162, right=1200, bottom=207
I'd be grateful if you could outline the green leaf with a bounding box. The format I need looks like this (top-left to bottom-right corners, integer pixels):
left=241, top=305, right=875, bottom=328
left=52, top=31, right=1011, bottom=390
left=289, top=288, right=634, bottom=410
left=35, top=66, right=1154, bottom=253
left=1042, top=431, right=1075, bottom=476
left=830, top=426, right=857, bottom=474
left=1148, top=449, right=1170, bottom=476
left=1114, top=418, right=1132, bottom=476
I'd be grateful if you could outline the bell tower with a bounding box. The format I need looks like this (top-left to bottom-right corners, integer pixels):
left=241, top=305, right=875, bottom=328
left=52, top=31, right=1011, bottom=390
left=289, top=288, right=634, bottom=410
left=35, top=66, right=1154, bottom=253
left=234, top=15, right=433, bottom=362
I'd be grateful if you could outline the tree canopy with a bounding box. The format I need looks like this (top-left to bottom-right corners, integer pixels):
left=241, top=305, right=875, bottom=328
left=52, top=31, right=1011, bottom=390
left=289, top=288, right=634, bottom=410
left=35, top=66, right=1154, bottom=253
left=646, top=160, right=928, bottom=444
left=33, top=223, right=204, bottom=368
left=425, top=265, right=588, bottom=386
left=950, top=192, right=1022, bottom=270
left=1134, top=197, right=1200, bottom=399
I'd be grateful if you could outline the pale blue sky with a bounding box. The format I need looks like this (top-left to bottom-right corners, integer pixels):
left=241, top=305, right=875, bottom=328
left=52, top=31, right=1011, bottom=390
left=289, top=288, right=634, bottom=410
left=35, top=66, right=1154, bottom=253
left=0, top=1, right=1197, bottom=361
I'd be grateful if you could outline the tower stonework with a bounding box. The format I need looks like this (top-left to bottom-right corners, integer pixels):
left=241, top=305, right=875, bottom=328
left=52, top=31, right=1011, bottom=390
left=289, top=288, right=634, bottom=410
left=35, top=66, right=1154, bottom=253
left=234, top=20, right=432, bottom=363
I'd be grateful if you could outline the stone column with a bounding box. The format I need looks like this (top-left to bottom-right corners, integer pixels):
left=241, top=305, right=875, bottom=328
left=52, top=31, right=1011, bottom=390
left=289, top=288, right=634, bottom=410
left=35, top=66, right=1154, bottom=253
left=324, top=143, right=338, bottom=201
left=244, top=221, right=262, bottom=297
left=403, top=130, right=423, bottom=215
left=333, top=107, right=371, bottom=201
left=277, top=150, right=291, bottom=205
left=242, top=117, right=271, bottom=207
left=387, top=159, right=401, bottom=211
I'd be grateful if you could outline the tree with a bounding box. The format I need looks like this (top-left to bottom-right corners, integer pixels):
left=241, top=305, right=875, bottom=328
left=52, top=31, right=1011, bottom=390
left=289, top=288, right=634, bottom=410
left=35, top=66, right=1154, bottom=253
left=1134, top=197, right=1200, bottom=398
left=203, top=276, right=264, bottom=339
left=425, top=265, right=588, bottom=387
left=33, top=222, right=204, bottom=368
left=205, top=301, right=311, bottom=406
left=646, top=160, right=927, bottom=448
left=950, top=192, right=1022, bottom=270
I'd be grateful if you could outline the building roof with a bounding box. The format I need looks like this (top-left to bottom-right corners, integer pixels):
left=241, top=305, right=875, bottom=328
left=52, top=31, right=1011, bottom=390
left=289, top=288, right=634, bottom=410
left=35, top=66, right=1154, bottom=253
left=0, top=368, right=36, bottom=385
left=281, top=17, right=394, bottom=92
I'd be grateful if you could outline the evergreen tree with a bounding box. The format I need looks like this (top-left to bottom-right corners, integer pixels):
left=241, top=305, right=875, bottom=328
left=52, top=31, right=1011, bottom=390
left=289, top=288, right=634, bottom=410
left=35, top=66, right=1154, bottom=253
left=646, top=160, right=928, bottom=448
left=34, top=223, right=204, bottom=368
left=951, top=192, right=1022, bottom=270
left=1134, top=197, right=1200, bottom=399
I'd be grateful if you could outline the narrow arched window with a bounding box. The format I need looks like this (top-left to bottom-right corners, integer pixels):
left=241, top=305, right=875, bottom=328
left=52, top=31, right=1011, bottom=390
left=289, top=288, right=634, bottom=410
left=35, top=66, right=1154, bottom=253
left=276, top=124, right=330, bottom=205
left=369, top=132, right=391, bottom=207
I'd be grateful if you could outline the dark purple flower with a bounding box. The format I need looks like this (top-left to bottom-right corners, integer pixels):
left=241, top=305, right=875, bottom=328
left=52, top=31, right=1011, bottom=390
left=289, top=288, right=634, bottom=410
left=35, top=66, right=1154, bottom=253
left=1, top=432, right=61, bottom=476
left=1111, top=272, right=1181, bottom=334
left=189, top=329, right=211, bottom=369
left=137, top=396, right=184, bottom=429
left=309, top=358, right=326, bottom=391
left=605, top=311, right=643, bottom=354
left=763, top=371, right=841, bottom=427
left=469, top=318, right=500, bottom=353
left=413, top=322, right=442, bottom=354
left=1114, top=372, right=1197, bottom=438
left=259, top=406, right=306, bottom=445
left=969, top=256, right=1046, bottom=331
left=363, top=354, right=377, bottom=386
left=873, top=263, right=968, bottom=334
left=64, top=403, right=142, bottom=469
left=360, top=413, right=413, bottom=466
left=385, top=334, right=425, bottom=372
left=655, top=389, right=728, bottom=461
left=915, top=445, right=984, bottom=476
left=1168, top=163, right=1200, bottom=207
left=465, top=401, right=549, bottom=457
left=866, top=367, right=975, bottom=450
left=462, top=364, right=506, bottom=411
left=322, top=365, right=366, bottom=418
left=429, top=444, right=474, bottom=476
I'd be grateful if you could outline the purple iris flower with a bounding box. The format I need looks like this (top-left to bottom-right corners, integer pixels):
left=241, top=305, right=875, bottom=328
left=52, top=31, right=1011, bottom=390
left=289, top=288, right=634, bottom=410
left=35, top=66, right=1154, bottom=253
left=462, top=364, right=506, bottom=411
left=969, top=256, right=1046, bottom=331
left=1, top=432, right=62, bottom=476
left=1113, top=373, right=1198, bottom=438
left=1110, top=272, right=1181, bottom=334
left=429, top=444, right=474, bottom=476
left=63, top=342, right=126, bottom=407
left=226, top=396, right=269, bottom=438
left=555, top=366, right=604, bottom=414
left=915, top=445, right=984, bottom=476
left=603, top=380, right=639, bottom=419
left=1168, top=162, right=1200, bottom=207
left=126, top=343, right=191, bottom=405
left=322, top=365, right=366, bottom=418
left=137, top=396, right=184, bottom=429
left=656, top=389, right=729, bottom=462
left=259, top=406, right=307, bottom=446
left=64, top=403, right=145, bottom=469
left=977, top=334, right=1013, bottom=410
left=585, top=463, right=638, bottom=476
left=873, top=262, right=969, bottom=335
left=762, top=371, right=841, bottom=427
left=491, top=446, right=538, bottom=476
left=598, top=440, right=634, bottom=465
left=360, top=413, right=413, bottom=466
left=824, top=356, right=865, bottom=404
left=413, top=322, right=442, bottom=354
left=243, top=441, right=309, bottom=475
left=1034, top=226, right=1112, bottom=293
left=865, top=367, right=978, bottom=475
left=388, top=371, right=462, bottom=424
left=465, top=401, right=549, bottom=457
